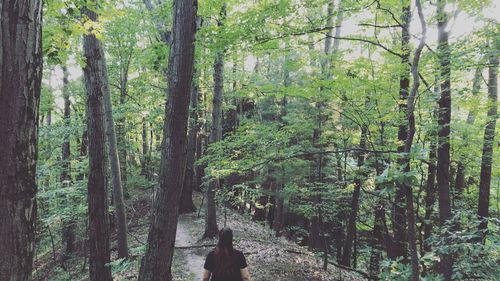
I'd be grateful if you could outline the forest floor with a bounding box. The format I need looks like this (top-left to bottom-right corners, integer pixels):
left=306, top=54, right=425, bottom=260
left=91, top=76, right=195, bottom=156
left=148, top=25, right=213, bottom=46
left=141, top=191, right=365, bottom=281
left=34, top=190, right=366, bottom=281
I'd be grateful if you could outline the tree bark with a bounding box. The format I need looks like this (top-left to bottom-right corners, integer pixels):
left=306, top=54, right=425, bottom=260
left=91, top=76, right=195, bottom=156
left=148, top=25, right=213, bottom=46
left=401, top=2, right=426, bottom=278
left=477, top=41, right=498, bottom=243
left=204, top=3, right=226, bottom=239
left=308, top=0, right=336, bottom=251
left=393, top=4, right=411, bottom=262
left=61, top=66, right=72, bottom=183
left=436, top=0, right=453, bottom=278
left=341, top=126, right=366, bottom=267
left=180, top=78, right=199, bottom=214
left=102, top=55, right=129, bottom=259
left=331, top=1, right=345, bottom=262
left=195, top=129, right=205, bottom=191
left=141, top=117, right=149, bottom=178
left=0, top=1, right=42, bottom=280
left=369, top=130, right=389, bottom=278
left=118, top=88, right=128, bottom=184
left=423, top=125, right=437, bottom=254
left=61, top=65, right=76, bottom=258
left=81, top=3, right=113, bottom=280
left=138, top=0, right=197, bottom=279
left=455, top=66, right=483, bottom=195
left=273, top=41, right=293, bottom=236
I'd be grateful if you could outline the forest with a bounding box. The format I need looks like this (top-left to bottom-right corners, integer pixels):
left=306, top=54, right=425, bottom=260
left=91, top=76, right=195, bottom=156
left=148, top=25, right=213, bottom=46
left=0, top=0, right=499, bottom=280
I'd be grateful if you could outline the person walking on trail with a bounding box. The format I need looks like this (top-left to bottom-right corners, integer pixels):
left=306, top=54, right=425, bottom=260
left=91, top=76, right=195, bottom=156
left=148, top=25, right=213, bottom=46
left=202, top=227, right=251, bottom=281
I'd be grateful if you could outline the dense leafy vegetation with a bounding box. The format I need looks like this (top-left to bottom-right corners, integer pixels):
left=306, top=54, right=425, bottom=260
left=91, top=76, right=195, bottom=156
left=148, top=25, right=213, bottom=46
left=1, top=0, right=498, bottom=280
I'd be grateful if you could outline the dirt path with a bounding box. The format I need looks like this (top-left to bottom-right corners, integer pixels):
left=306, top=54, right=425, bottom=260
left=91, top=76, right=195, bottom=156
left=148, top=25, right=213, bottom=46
left=175, top=215, right=207, bottom=281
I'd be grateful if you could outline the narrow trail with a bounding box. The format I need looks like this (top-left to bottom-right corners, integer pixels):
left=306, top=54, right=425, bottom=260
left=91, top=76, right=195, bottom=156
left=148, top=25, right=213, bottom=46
left=175, top=214, right=207, bottom=281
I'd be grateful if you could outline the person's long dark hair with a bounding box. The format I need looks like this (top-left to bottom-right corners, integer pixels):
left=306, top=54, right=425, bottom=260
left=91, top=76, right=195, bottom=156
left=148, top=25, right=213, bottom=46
left=213, top=227, right=237, bottom=276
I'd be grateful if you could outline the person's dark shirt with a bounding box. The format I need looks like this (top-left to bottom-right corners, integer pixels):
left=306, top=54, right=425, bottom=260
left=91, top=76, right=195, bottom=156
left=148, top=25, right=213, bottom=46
left=203, top=249, right=247, bottom=281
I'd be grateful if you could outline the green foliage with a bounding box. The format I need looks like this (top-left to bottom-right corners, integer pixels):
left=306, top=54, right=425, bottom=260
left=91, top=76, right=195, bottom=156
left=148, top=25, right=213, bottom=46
left=34, top=0, right=500, bottom=280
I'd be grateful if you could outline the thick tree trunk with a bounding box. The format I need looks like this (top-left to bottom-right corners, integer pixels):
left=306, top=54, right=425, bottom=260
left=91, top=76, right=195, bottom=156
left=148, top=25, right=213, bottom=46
left=81, top=3, right=113, bottom=281
left=138, top=0, right=197, bottom=279
left=204, top=4, right=226, bottom=239
left=0, top=1, right=42, bottom=279
left=102, top=59, right=129, bottom=259
left=477, top=43, right=498, bottom=243
left=436, top=0, right=453, bottom=278
left=393, top=4, right=411, bottom=261
left=180, top=79, right=199, bottom=214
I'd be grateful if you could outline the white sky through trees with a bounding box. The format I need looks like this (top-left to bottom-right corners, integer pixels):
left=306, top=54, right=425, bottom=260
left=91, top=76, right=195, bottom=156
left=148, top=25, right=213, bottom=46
left=47, top=0, right=500, bottom=111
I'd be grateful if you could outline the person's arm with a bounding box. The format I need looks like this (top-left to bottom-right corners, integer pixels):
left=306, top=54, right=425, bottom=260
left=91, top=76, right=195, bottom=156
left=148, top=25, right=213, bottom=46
left=240, top=267, right=251, bottom=281
left=202, top=269, right=211, bottom=281
left=203, top=251, right=214, bottom=281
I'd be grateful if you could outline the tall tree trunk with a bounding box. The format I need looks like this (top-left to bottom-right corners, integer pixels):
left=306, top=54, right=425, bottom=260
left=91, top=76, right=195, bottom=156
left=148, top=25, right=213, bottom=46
left=81, top=3, right=113, bottom=280
left=393, top=4, right=411, bottom=261
left=195, top=128, right=205, bottom=191
left=330, top=0, right=345, bottom=258
left=180, top=78, right=199, bottom=214
left=47, top=110, right=52, bottom=126
left=455, top=66, right=483, bottom=195
left=369, top=130, right=389, bottom=279
left=61, top=66, right=72, bottom=183
left=61, top=65, right=76, bottom=257
left=308, top=0, right=336, bottom=251
left=81, top=2, right=114, bottom=280
left=118, top=89, right=128, bottom=185
left=369, top=197, right=384, bottom=279
left=423, top=125, right=437, bottom=254
left=118, top=49, right=132, bottom=185
left=138, top=0, right=197, bottom=279
left=401, top=2, right=426, bottom=278
left=273, top=44, right=292, bottom=236
left=0, top=1, right=42, bottom=279
left=141, top=117, right=149, bottom=177
left=436, top=0, right=453, bottom=278
left=341, top=126, right=366, bottom=267
left=76, top=129, right=88, bottom=181
left=204, top=3, right=226, bottom=239
left=102, top=60, right=129, bottom=259
left=477, top=42, right=498, bottom=243
left=195, top=89, right=209, bottom=192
